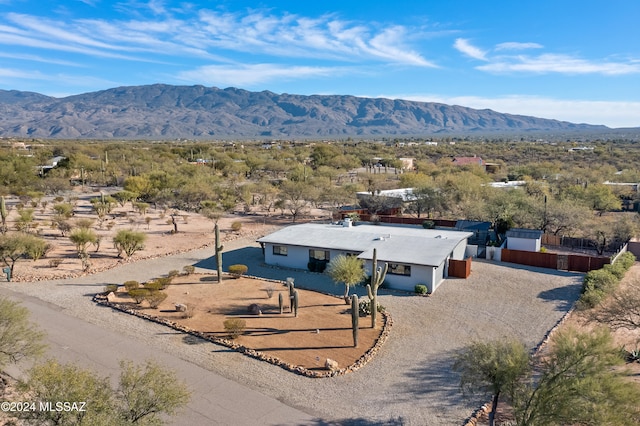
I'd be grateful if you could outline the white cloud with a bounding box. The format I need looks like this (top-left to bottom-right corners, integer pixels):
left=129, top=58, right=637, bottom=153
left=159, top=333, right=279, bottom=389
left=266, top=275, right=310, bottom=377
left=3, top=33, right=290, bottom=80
left=453, top=38, right=487, bottom=61
left=494, top=42, right=543, bottom=51
left=177, top=63, right=346, bottom=87
left=478, top=54, right=640, bottom=75
left=393, top=94, right=640, bottom=128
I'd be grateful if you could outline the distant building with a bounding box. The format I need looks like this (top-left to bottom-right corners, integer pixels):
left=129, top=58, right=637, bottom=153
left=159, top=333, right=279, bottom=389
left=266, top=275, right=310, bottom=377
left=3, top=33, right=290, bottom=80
left=452, top=156, right=485, bottom=167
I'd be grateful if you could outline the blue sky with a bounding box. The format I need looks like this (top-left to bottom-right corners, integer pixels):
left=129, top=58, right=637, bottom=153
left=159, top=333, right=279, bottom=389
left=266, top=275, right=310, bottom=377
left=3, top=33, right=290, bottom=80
left=1, top=0, right=639, bottom=128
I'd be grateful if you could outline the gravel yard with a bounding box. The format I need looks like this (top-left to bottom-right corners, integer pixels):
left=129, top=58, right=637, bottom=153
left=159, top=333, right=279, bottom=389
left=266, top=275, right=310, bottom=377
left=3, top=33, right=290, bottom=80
left=0, top=236, right=583, bottom=425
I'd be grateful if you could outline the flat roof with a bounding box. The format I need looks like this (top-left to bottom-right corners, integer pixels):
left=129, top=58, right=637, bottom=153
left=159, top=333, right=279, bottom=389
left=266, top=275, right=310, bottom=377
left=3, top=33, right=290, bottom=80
left=258, top=224, right=472, bottom=267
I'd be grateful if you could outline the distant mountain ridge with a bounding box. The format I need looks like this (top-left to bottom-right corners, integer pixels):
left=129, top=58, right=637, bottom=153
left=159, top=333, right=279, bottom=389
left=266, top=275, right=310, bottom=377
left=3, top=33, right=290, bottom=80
left=0, top=84, right=609, bottom=139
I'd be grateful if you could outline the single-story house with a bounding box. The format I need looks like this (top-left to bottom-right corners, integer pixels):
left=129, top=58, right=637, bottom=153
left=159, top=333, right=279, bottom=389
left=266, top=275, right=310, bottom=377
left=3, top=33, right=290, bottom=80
left=506, top=228, right=544, bottom=252
left=257, top=222, right=473, bottom=294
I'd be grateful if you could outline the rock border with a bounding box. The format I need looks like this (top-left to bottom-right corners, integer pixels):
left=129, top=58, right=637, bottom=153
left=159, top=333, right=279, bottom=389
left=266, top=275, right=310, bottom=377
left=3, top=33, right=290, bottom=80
left=93, top=276, right=393, bottom=379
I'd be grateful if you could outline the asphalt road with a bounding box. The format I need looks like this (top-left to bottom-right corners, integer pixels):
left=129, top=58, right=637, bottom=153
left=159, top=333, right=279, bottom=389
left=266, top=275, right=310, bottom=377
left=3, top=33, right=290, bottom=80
left=0, top=287, right=317, bottom=426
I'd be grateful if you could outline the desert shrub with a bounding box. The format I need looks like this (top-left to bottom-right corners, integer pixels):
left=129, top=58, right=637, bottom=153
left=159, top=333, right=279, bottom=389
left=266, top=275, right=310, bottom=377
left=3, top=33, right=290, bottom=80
left=145, top=291, right=168, bottom=309
left=167, top=269, right=180, bottom=278
left=128, top=288, right=149, bottom=304
left=124, top=280, right=140, bottom=292
left=603, top=262, right=626, bottom=280
left=223, top=318, right=246, bottom=339
left=577, top=288, right=607, bottom=310
left=48, top=259, right=62, bottom=268
left=155, top=276, right=173, bottom=289
left=615, top=251, right=636, bottom=270
left=578, top=268, right=620, bottom=309
left=264, top=284, right=275, bottom=298
left=228, top=264, right=248, bottom=278
left=358, top=300, right=386, bottom=317
left=182, top=265, right=195, bottom=275
left=182, top=305, right=195, bottom=319
left=414, top=284, right=428, bottom=295
left=75, top=218, right=94, bottom=229
left=231, top=221, right=242, bottom=232
left=582, top=269, right=618, bottom=294
left=143, top=281, right=163, bottom=292
left=104, top=284, right=118, bottom=293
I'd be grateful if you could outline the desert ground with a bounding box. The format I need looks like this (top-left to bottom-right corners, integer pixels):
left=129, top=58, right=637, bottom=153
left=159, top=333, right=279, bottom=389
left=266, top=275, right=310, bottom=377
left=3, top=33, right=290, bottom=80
left=106, top=274, right=384, bottom=372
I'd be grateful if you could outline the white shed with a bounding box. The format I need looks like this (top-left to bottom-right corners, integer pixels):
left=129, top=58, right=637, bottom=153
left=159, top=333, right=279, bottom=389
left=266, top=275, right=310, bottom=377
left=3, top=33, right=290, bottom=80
left=506, top=228, right=544, bottom=252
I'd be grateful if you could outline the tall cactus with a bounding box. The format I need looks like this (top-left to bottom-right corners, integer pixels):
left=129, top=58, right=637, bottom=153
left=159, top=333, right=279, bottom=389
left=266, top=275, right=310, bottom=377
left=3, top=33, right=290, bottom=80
left=278, top=292, right=284, bottom=314
left=292, top=289, right=299, bottom=317
left=367, top=248, right=388, bottom=329
left=0, top=196, right=7, bottom=233
left=351, top=294, right=359, bottom=347
left=214, top=223, right=223, bottom=283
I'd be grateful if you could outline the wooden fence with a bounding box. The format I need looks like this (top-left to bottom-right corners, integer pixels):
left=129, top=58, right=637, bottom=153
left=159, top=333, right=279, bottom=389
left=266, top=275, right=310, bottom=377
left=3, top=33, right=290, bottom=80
left=501, top=248, right=610, bottom=273
left=449, top=257, right=472, bottom=278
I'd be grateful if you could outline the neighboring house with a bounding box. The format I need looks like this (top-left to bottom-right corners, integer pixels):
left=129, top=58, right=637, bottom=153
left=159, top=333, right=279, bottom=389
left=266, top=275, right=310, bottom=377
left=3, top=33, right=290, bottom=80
left=257, top=222, right=473, bottom=293
left=355, top=188, right=416, bottom=215
left=506, top=228, right=544, bottom=252
left=452, top=156, right=485, bottom=169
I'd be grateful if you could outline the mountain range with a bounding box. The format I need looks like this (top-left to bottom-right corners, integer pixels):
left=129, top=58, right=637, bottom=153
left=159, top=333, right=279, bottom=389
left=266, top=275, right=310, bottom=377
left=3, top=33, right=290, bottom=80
left=0, top=84, right=611, bottom=139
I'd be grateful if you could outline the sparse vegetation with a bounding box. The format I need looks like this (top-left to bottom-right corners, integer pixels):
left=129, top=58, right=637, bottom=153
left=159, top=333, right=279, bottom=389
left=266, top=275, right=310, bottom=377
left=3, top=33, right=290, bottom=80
left=228, top=264, right=248, bottom=278
left=223, top=318, right=246, bottom=339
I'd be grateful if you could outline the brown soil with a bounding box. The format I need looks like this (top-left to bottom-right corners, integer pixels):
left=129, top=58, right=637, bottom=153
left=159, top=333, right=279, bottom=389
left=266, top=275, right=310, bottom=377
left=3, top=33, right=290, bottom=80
left=2, top=188, right=323, bottom=282
left=107, top=274, right=383, bottom=371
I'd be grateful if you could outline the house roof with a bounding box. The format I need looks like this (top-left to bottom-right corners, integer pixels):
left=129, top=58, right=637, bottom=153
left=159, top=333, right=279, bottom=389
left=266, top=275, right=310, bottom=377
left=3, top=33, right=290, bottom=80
left=257, top=224, right=472, bottom=267
left=506, top=228, right=544, bottom=239
left=452, top=156, right=484, bottom=166
left=356, top=188, right=416, bottom=202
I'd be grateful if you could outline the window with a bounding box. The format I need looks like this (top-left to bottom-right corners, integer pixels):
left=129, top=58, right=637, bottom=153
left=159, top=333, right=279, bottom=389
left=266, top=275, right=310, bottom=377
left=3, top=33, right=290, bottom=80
left=309, top=249, right=330, bottom=261
left=388, top=263, right=411, bottom=276
left=272, top=245, right=288, bottom=256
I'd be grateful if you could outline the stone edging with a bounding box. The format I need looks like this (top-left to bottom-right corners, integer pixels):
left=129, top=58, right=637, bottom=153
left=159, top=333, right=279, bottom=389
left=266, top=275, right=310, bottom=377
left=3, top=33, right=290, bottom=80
left=461, top=306, right=577, bottom=426
left=92, top=277, right=393, bottom=379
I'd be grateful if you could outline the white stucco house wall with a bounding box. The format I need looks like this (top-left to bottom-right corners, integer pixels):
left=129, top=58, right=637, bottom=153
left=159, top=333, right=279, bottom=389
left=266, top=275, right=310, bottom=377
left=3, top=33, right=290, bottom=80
left=257, top=222, right=472, bottom=294
left=506, top=228, right=544, bottom=252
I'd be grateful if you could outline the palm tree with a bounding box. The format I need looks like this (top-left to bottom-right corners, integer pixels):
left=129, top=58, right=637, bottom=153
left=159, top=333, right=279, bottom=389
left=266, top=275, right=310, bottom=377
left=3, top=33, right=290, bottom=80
left=326, top=255, right=366, bottom=304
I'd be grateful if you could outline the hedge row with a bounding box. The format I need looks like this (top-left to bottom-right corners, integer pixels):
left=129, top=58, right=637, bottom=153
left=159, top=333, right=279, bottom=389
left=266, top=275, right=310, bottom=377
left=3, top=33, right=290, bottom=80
left=577, top=252, right=636, bottom=309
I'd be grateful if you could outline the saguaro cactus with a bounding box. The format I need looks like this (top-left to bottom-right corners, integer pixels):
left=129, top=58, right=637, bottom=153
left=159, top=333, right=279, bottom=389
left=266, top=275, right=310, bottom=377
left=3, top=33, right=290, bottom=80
left=351, top=294, right=359, bottom=347
left=278, top=292, right=284, bottom=314
left=0, top=196, right=7, bottom=233
left=367, top=248, right=388, bottom=329
left=214, top=223, right=223, bottom=283
left=292, top=289, right=299, bottom=317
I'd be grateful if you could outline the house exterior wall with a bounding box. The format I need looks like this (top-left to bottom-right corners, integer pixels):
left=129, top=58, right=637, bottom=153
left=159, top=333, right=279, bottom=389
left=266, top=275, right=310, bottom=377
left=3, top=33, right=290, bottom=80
left=451, top=239, right=469, bottom=259
left=263, top=239, right=464, bottom=293
left=362, top=260, right=436, bottom=293
left=508, top=237, right=540, bottom=252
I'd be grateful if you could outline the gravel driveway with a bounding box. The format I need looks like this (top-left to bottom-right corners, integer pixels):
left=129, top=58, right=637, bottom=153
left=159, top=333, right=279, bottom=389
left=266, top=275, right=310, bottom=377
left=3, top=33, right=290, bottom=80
left=1, top=236, right=583, bottom=425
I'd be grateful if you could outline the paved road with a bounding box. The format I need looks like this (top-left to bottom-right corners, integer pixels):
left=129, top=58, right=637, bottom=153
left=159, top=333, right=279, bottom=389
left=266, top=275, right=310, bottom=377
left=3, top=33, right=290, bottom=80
left=0, top=241, right=318, bottom=426
left=1, top=232, right=584, bottom=425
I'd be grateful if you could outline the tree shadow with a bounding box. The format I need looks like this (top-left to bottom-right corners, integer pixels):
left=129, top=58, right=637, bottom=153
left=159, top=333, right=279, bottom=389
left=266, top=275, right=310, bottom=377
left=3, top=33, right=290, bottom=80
left=537, top=283, right=582, bottom=311
left=397, top=351, right=481, bottom=410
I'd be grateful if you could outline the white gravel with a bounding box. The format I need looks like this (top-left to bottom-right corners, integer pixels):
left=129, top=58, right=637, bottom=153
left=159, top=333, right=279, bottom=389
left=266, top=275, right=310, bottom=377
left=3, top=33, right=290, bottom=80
left=1, top=236, right=583, bottom=425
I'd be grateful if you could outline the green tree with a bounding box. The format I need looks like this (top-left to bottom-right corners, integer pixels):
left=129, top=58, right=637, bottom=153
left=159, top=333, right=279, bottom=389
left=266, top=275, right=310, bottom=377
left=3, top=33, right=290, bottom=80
left=0, top=297, right=45, bottom=369
left=113, top=229, right=146, bottom=258
left=117, top=359, right=191, bottom=424
left=452, top=339, right=530, bottom=426
left=0, top=233, right=48, bottom=280
left=326, top=254, right=367, bottom=303
left=512, top=327, right=640, bottom=426
left=69, top=227, right=98, bottom=257
left=16, top=360, right=115, bottom=426
left=277, top=180, right=310, bottom=223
